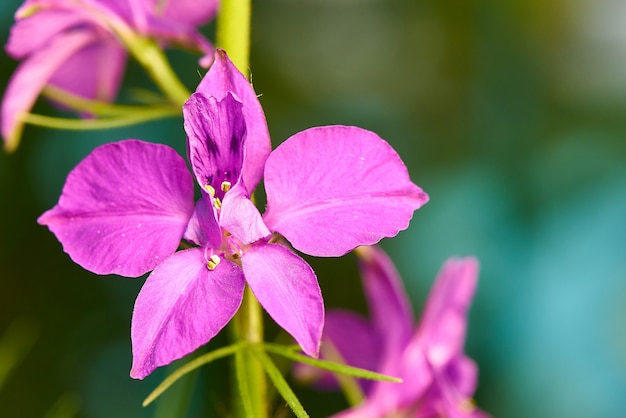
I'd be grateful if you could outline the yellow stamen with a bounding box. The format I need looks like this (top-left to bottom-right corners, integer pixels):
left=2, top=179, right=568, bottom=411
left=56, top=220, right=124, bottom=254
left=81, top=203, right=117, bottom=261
left=204, top=184, right=216, bottom=197
left=221, top=181, right=231, bottom=193
left=214, top=197, right=222, bottom=210
left=206, top=254, right=221, bottom=270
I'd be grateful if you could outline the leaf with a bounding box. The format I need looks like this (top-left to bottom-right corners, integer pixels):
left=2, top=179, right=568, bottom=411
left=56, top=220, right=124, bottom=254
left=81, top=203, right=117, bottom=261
left=262, top=342, right=402, bottom=383
left=143, top=343, right=242, bottom=407
left=253, top=348, right=309, bottom=418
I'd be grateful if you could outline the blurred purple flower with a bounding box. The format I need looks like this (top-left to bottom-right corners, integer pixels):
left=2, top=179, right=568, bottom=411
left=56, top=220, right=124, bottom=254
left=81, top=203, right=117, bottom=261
left=38, top=50, right=428, bottom=379
left=1, top=0, right=218, bottom=151
left=297, top=246, right=488, bottom=418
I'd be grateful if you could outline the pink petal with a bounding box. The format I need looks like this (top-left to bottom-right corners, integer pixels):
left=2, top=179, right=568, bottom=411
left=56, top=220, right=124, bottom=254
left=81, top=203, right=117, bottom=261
left=183, top=195, right=221, bottom=249
left=242, top=242, right=324, bottom=357
left=356, top=246, right=414, bottom=355
left=183, top=92, right=245, bottom=199
left=2, top=29, right=97, bottom=151
left=195, top=50, right=272, bottom=190
left=160, top=0, right=219, bottom=27
left=220, top=182, right=271, bottom=244
left=47, top=35, right=126, bottom=104
left=445, top=355, right=479, bottom=399
left=130, top=248, right=245, bottom=379
left=263, top=126, right=429, bottom=257
left=38, top=140, right=194, bottom=277
left=6, top=9, right=87, bottom=58
left=417, top=257, right=479, bottom=367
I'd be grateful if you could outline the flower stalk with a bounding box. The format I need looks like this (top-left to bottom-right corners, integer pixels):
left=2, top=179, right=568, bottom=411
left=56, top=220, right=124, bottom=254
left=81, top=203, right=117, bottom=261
left=215, top=0, right=266, bottom=416
left=216, top=0, right=252, bottom=74
left=123, top=36, right=192, bottom=107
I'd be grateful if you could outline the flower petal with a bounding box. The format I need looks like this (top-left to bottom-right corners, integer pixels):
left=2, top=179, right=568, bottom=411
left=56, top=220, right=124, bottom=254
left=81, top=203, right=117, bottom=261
left=356, top=246, right=414, bottom=355
left=183, top=195, right=221, bottom=249
left=38, top=140, right=194, bottom=277
left=220, top=182, right=271, bottom=244
left=2, top=29, right=96, bottom=151
left=242, top=242, right=324, bottom=357
left=184, top=92, right=245, bottom=200
left=417, top=257, right=479, bottom=367
left=195, top=50, right=272, bottom=190
left=6, top=9, right=87, bottom=58
left=47, top=35, right=126, bottom=104
left=160, top=0, right=219, bottom=27
left=130, top=248, right=245, bottom=379
left=263, top=126, right=429, bottom=257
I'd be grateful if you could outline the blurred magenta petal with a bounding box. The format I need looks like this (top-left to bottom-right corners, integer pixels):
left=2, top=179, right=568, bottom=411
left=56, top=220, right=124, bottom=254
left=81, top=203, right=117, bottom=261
left=195, top=50, right=272, bottom=190
left=310, top=249, right=487, bottom=418
left=357, top=245, right=414, bottom=355
left=184, top=92, right=246, bottom=198
left=130, top=248, right=245, bottom=379
left=263, top=126, right=429, bottom=257
left=6, top=9, right=86, bottom=58
left=38, top=140, right=194, bottom=277
left=2, top=29, right=95, bottom=151
left=417, top=258, right=479, bottom=367
left=160, top=0, right=219, bottom=27
left=48, top=35, right=126, bottom=103
left=242, top=242, right=324, bottom=357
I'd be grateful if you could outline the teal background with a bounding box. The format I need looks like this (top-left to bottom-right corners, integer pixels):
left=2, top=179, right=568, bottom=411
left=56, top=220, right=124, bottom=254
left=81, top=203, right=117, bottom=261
left=1, top=0, right=626, bottom=416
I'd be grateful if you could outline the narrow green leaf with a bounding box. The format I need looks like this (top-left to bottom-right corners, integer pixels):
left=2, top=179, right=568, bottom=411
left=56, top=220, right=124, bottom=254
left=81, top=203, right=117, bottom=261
left=143, top=343, right=243, bottom=407
left=252, top=348, right=309, bottom=418
left=262, top=342, right=402, bottom=383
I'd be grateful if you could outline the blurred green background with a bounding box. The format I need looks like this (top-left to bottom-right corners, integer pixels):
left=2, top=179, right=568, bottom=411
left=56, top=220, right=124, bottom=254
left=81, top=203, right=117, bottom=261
left=2, top=0, right=626, bottom=417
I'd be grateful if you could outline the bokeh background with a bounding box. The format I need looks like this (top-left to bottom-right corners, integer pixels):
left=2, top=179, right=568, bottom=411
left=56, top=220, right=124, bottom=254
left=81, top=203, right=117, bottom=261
left=1, top=0, right=625, bottom=417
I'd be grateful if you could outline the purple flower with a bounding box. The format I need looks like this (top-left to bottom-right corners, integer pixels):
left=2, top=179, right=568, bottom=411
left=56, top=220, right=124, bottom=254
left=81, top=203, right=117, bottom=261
left=38, top=50, right=428, bottom=379
left=298, top=246, right=488, bottom=418
left=2, top=0, right=218, bottom=151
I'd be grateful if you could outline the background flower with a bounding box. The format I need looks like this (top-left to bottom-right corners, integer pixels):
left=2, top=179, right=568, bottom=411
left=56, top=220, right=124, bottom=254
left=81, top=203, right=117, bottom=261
left=1, top=0, right=218, bottom=151
left=298, top=246, right=487, bottom=418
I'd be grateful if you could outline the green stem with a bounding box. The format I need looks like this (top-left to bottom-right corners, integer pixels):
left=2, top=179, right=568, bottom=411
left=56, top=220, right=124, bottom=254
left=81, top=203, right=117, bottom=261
left=216, top=0, right=252, bottom=73
left=231, top=287, right=266, bottom=418
left=216, top=0, right=263, bottom=416
left=125, top=37, right=191, bottom=107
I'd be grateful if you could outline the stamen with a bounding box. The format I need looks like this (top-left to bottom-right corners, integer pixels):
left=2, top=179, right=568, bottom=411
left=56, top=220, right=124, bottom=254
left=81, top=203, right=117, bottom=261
left=206, top=254, right=220, bottom=270
left=204, top=184, right=216, bottom=197
left=213, top=197, right=222, bottom=210
left=221, top=181, right=231, bottom=193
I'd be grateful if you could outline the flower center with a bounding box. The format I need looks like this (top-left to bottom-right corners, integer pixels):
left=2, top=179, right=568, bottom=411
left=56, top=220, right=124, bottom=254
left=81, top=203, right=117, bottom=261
left=203, top=229, right=248, bottom=271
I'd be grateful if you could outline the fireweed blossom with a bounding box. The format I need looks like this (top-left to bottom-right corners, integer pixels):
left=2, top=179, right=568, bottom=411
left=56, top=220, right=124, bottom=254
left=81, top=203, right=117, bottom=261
left=2, top=0, right=218, bottom=151
left=38, top=50, right=429, bottom=379
left=296, top=246, right=488, bottom=418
